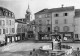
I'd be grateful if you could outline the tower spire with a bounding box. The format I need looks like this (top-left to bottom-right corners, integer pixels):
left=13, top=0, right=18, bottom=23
left=25, top=3, right=31, bottom=23
left=26, top=2, right=30, bottom=13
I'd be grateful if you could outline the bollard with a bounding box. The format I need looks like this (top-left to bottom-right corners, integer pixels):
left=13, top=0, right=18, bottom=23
left=30, top=51, right=32, bottom=55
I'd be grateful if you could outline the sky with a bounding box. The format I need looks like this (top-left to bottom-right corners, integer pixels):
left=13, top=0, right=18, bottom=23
left=0, top=0, right=80, bottom=20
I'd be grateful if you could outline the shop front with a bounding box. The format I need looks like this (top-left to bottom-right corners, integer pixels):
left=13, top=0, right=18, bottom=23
left=16, top=33, right=21, bottom=41
left=59, top=32, right=74, bottom=42
left=27, top=31, right=34, bottom=40
left=16, top=33, right=25, bottom=41
left=5, top=34, right=16, bottom=44
left=38, top=32, right=52, bottom=41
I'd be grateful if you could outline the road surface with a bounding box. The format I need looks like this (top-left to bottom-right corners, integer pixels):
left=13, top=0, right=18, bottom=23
left=0, top=41, right=80, bottom=56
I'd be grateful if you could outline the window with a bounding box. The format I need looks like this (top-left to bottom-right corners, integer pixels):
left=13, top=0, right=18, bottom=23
left=0, top=10, right=2, bottom=16
left=47, top=20, right=50, bottom=24
left=9, top=20, right=11, bottom=25
left=6, top=20, right=9, bottom=25
left=18, top=28, right=21, bottom=33
left=39, top=15, right=42, bottom=18
left=45, top=14, right=51, bottom=18
left=64, top=19, right=67, bottom=24
left=75, top=34, right=78, bottom=38
left=0, top=29, right=1, bottom=34
left=39, top=20, right=42, bottom=24
left=39, top=27, right=42, bottom=32
left=11, top=13, right=14, bottom=17
left=3, top=29, right=5, bottom=34
left=55, top=20, right=58, bottom=24
left=47, top=27, right=50, bottom=32
left=6, top=28, right=8, bottom=33
left=0, top=20, right=2, bottom=25
left=54, top=14, right=59, bottom=17
left=63, top=26, right=69, bottom=32
left=8, top=12, right=11, bottom=17
left=64, top=13, right=68, bottom=16
left=54, top=26, right=60, bottom=32
left=3, top=10, right=6, bottom=16
left=12, top=21, right=14, bottom=25
left=6, top=11, right=8, bottom=16
left=2, top=20, right=5, bottom=25
left=12, top=28, right=15, bottom=33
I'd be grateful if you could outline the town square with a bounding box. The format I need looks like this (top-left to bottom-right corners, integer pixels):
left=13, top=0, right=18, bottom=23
left=0, top=0, right=80, bottom=56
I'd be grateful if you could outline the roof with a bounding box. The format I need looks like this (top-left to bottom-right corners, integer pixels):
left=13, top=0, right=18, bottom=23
left=15, top=19, right=26, bottom=24
left=75, top=9, right=80, bottom=17
left=0, top=7, right=15, bottom=18
left=35, top=6, right=74, bottom=14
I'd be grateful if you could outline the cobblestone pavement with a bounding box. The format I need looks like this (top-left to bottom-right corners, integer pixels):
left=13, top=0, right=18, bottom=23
left=0, top=42, right=50, bottom=56
left=0, top=41, right=80, bottom=56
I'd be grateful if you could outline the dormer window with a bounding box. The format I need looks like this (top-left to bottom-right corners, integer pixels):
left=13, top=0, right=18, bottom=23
left=8, top=12, right=11, bottom=17
left=11, top=13, right=14, bottom=17
left=3, top=10, right=6, bottom=16
left=6, top=11, right=8, bottom=16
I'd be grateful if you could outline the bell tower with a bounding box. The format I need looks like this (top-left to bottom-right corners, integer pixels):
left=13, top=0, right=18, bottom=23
left=25, top=4, right=31, bottom=23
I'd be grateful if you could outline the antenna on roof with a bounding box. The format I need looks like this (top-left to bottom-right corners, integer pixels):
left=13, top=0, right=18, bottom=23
left=61, top=4, right=64, bottom=8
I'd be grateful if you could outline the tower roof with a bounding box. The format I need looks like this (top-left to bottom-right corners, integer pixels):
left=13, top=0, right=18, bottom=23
left=26, top=4, right=30, bottom=13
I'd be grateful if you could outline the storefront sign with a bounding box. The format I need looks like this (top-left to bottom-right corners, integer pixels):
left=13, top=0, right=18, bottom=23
left=65, top=34, right=71, bottom=36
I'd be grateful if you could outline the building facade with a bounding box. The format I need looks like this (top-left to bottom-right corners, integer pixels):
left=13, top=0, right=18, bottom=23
left=52, top=6, right=75, bottom=42
left=35, top=6, right=80, bottom=42
left=35, top=9, right=52, bottom=40
left=74, top=9, right=80, bottom=40
left=15, top=19, right=27, bottom=41
left=0, top=7, right=15, bottom=44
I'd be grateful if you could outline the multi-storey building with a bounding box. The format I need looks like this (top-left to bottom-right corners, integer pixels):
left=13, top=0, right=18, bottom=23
left=74, top=9, right=80, bottom=40
left=0, top=7, right=15, bottom=44
left=51, top=6, right=75, bottom=42
left=15, top=19, right=27, bottom=41
left=35, top=9, right=52, bottom=40
left=35, top=6, right=80, bottom=42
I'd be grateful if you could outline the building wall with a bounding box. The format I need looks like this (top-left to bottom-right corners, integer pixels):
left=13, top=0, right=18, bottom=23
left=35, top=13, right=52, bottom=33
left=74, top=17, right=80, bottom=40
left=52, top=11, right=75, bottom=32
left=16, top=22, right=27, bottom=34
left=5, top=18, right=15, bottom=34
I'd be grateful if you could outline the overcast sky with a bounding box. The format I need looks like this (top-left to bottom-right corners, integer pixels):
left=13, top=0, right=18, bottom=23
left=0, top=0, right=80, bottom=20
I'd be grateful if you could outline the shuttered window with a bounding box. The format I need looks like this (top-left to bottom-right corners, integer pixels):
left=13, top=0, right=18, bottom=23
left=0, top=29, right=1, bottom=34
left=3, top=29, right=5, bottom=34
